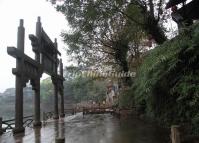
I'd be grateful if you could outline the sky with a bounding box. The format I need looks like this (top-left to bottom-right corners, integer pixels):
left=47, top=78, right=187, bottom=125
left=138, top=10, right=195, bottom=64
left=0, top=0, right=70, bottom=92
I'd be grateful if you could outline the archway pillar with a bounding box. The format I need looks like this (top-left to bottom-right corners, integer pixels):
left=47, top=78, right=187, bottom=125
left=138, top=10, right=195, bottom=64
left=60, top=89, right=65, bottom=118
left=31, top=79, right=42, bottom=127
left=52, top=77, right=59, bottom=119
left=12, top=19, right=25, bottom=134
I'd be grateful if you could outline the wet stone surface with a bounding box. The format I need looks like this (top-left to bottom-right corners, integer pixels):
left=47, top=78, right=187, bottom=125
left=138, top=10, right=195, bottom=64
left=0, top=113, right=169, bottom=143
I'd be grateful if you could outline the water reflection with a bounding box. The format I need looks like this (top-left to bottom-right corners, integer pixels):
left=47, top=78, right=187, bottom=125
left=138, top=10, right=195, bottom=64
left=14, top=132, right=25, bottom=143
left=59, top=118, right=65, bottom=138
left=0, top=114, right=169, bottom=143
left=54, top=120, right=59, bottom=138
left=34, top=127, right=41, bottom=143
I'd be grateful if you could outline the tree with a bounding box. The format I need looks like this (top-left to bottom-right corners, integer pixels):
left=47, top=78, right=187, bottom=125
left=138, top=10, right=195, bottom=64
left=63, top=65, right=107, bottom=102
left=40, top=77, right=53, bottom=99
left=49, top=0, right=170, bottom=85
left=51, top=0, right=169, bottom=43
left=133, top=23, right=199, bottom=134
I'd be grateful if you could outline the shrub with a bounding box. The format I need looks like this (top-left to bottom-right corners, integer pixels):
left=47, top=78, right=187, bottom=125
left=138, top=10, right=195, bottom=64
left=132, top=23, right=199, bottom=134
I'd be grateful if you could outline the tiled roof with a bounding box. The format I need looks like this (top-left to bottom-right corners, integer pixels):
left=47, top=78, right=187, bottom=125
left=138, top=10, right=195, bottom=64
left=166, top=0, right=186, bottom=9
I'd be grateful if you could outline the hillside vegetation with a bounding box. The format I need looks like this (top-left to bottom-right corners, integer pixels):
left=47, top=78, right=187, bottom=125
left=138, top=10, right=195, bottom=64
left=130, top=23, right=199, bottom=134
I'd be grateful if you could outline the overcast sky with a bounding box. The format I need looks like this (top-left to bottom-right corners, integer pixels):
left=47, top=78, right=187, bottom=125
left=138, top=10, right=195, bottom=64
left=0, top=0, right=69, bottom=92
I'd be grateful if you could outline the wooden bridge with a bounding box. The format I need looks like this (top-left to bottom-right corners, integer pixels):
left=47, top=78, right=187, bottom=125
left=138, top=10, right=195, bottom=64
left=82, top=106, right=114, bottom=115
left=64, top=106, right=137, bottom=117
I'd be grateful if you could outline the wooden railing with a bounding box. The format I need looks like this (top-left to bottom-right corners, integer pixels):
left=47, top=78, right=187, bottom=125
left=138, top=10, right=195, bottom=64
left=42, top=111, right=54, bottom=122
left=42, top=109, right=76, bottom=123
left=82, top=106, right=114, bottom=115
left=64, top=108, right=76, bottom=115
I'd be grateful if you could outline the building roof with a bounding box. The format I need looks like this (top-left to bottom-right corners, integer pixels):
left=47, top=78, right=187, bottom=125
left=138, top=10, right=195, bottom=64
left=166, top=0, right=199, bottom=24
left=176, top=0, right=199, bottom=20
left=166, top=0, right=186, bottom=9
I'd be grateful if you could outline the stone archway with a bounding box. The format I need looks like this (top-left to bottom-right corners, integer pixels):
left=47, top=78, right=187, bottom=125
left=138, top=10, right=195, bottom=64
left=7, top=17, right=65, bottom=134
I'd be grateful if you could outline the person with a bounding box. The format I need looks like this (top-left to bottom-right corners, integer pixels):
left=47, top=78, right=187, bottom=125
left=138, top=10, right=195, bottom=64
left=109, top=87, right=114, bottom=104
left=106, top=90, right=110, bottom=106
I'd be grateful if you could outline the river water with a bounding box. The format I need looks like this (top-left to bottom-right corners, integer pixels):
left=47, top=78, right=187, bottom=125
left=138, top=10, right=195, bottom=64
left=0, top=113, right=169, bottom=143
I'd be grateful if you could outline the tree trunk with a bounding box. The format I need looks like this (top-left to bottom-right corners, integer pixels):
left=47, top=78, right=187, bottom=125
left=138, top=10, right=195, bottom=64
left=120, top=60, right=132, bottom=86
left=114, top=40, right=132, bottom=86
left=145, top=15, right=167, bottom=44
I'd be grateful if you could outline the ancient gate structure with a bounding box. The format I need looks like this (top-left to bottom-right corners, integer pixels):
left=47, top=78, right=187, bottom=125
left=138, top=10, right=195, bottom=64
left=7, top=17, right=65, bottom=134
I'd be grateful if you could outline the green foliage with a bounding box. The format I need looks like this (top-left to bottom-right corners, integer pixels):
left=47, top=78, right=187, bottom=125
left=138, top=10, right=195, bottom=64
left=133, top=23, right=199, bottom=134
left=50, top=0, right=168, bottom=73
left=64, top=77, right=106, bottom=102
left=64, top=66, right=107, bottom=102
left=40, top=77, right=53, bottom=100
left=49, top=0, right=170, bottom=86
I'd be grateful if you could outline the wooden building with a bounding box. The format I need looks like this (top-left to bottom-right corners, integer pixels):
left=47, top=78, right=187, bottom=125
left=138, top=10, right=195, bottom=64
left=166, top=0, right=199, bottom=25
